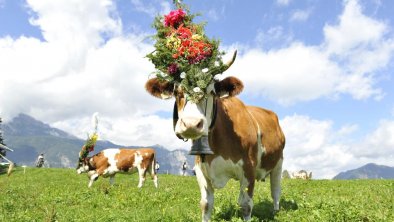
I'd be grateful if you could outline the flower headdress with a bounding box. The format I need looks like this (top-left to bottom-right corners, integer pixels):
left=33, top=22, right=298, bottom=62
left=146, top=1, right=233, bottom=102
left=79, top=113, right=99, bottom=160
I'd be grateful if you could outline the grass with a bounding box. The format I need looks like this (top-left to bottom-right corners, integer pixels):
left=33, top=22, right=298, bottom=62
left=0, top=167, right=393, bottom=221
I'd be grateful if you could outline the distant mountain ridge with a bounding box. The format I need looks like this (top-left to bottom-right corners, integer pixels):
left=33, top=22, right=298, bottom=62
left=333, top=163, right=394, bottom=179
left=3, top=114, right=77, bottom=139
left=2, top=113, right=194, bottom=174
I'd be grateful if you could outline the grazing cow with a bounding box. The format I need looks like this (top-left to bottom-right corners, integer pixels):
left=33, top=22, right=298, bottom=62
left=145, top=52, right=285, bottom=221
left=76, top=148, right=158, bottom=188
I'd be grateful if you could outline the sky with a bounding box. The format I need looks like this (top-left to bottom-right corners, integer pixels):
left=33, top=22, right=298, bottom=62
left=0, top=0, right=393, bottom=179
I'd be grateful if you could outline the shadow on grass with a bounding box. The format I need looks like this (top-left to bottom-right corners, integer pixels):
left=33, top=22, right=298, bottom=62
left=214, top=199, right=298, bottom=221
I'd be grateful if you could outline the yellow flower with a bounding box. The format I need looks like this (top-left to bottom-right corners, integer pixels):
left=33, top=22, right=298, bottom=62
left=85, top=133, right=98, bottom=147
left=166, top=36, right=181, bottom=49
left=192, top=34, right=202, bottom=41
left=90, top=133, right=98, bottom=143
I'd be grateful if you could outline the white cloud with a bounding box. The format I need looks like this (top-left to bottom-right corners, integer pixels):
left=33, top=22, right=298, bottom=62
left=225, top=0, right=394, bottom=105
left=276, top=0, right=292, bottom=7
left=130, top=0, right=171, bottom=17
left=255, top=26, right=293, bottom=49
left=281, top=115, right=354, bottom=178
left=227, top=43, right=342, bottom=105
left=0, top=0, right=184, bottom=150
left=290, top=9, right=311, bottom=22
left=281, top=115, right=393, bottom=179
left=357, top=120, right=394, bottom=158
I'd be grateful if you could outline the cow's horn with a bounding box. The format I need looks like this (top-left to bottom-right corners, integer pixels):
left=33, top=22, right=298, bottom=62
left=222, top=50, right=237, bottom=72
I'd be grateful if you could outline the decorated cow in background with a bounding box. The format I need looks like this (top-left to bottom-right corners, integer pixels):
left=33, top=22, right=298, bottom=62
left=77, top=147, right=158, bottom=188
left=76, top=113, right=158, bottom=188
left=145, top=3, right=285, bottom=221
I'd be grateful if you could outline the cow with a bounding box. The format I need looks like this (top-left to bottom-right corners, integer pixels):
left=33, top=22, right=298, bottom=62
left=145, top=52, right=285, bottom=221
left=76, top=148, right=158, bottom=188
left=290, top=170, right=312, bottom=180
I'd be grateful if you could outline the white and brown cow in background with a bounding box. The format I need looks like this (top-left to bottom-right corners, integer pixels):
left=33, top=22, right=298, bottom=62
left=76, top=148, right=158, bottom=188
left=145, top=52, right=285, bottom=221
left=291, top=170, right=312, bottom=180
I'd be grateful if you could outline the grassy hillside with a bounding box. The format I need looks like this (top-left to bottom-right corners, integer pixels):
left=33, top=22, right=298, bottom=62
left=1, top=168, right=393, bottom=222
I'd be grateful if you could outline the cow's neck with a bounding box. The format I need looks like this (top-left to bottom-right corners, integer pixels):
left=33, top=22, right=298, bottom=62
left=86, top=157, right=96, bottom=170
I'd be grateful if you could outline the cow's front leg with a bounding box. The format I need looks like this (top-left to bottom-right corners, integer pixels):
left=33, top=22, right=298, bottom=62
left=87, top=170, right=99, bottom=188
left=137, top=168, right=146, bottom=188
left=270, top=158, right=283, bottom=211
left=195, top=164, right=214, bottom=222
left=238, top=177, right=255, bottom=221
left=109, top=175, right=115, bottom=185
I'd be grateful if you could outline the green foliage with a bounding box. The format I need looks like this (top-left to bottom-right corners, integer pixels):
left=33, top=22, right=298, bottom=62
left=146, top=2, right=226, bottom=103
left=1, top=168, right=393, bottom=221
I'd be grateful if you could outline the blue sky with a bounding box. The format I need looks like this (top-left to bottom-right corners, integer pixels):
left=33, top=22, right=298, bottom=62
left=0, top=0, right=393, bottom=178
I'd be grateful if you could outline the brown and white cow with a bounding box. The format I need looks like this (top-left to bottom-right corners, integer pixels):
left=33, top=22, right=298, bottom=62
left=145, top=52, right=285, bottom=221
left=76, top=148, right=158, bottom=188
left=291, top=170, right=312, bottom=180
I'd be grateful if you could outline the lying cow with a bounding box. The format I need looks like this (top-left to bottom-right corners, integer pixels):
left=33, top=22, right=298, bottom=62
left=291, top=170, right=312, bottom=180
left=76, top=148, right=158, bottom=188
left=145, top=51, right=285, bottom=221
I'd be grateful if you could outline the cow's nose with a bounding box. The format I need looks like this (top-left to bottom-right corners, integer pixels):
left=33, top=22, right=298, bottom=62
left=181, top=117, right=204, bottom=130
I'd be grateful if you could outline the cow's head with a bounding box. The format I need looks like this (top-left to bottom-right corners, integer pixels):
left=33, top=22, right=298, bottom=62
left=76, top=150, right=90, bottom=174
left=76, top=131, right=97, bottom=174
left=76, top=145, right=93, bottom=174
left=145, top=51, right=243, bottom=140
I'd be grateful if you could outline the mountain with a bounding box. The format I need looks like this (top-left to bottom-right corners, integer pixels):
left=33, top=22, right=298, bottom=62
left=333, top=163, right=394, bottom=179
left=3, top=113, right=77, bottom=139
left=1, top=113, right=194, bottom=174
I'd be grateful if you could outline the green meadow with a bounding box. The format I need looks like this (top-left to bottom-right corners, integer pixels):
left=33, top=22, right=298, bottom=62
left=0, top=167, right=393, bottom=221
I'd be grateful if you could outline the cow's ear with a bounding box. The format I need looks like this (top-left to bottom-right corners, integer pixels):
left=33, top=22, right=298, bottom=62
left=145, top=78, right=175, bottom=99
left=214, top=76, right=243, bottom=97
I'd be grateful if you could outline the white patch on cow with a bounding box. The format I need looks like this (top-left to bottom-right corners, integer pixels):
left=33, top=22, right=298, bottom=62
left=203, top=156, right=245, bottom=189
left=92, top=148, right=120, bottom=177
left=175, top=94, right=215, bottom=138
left=133, top=151, right=143, bottom=167
left=255, top=145, right=269, bottom=181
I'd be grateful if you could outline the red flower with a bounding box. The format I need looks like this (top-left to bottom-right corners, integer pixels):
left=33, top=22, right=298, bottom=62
left=177, top=26, right=192, bottom=39
left=164, top=9, right=186, bottom=27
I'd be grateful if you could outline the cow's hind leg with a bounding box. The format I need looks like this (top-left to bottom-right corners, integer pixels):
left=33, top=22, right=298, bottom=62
left=238, top=177, right=255, bottom=221
left=195, top=164, right=214, bottom=222
left=270, top=158, right=283, bottom=211
left=152, top=174, right=158, bottom=188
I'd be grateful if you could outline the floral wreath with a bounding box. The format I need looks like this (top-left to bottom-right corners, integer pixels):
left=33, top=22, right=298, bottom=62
left=146, top=1, right=232, bottom=103
left=80, top=132, right=98, bottom=160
